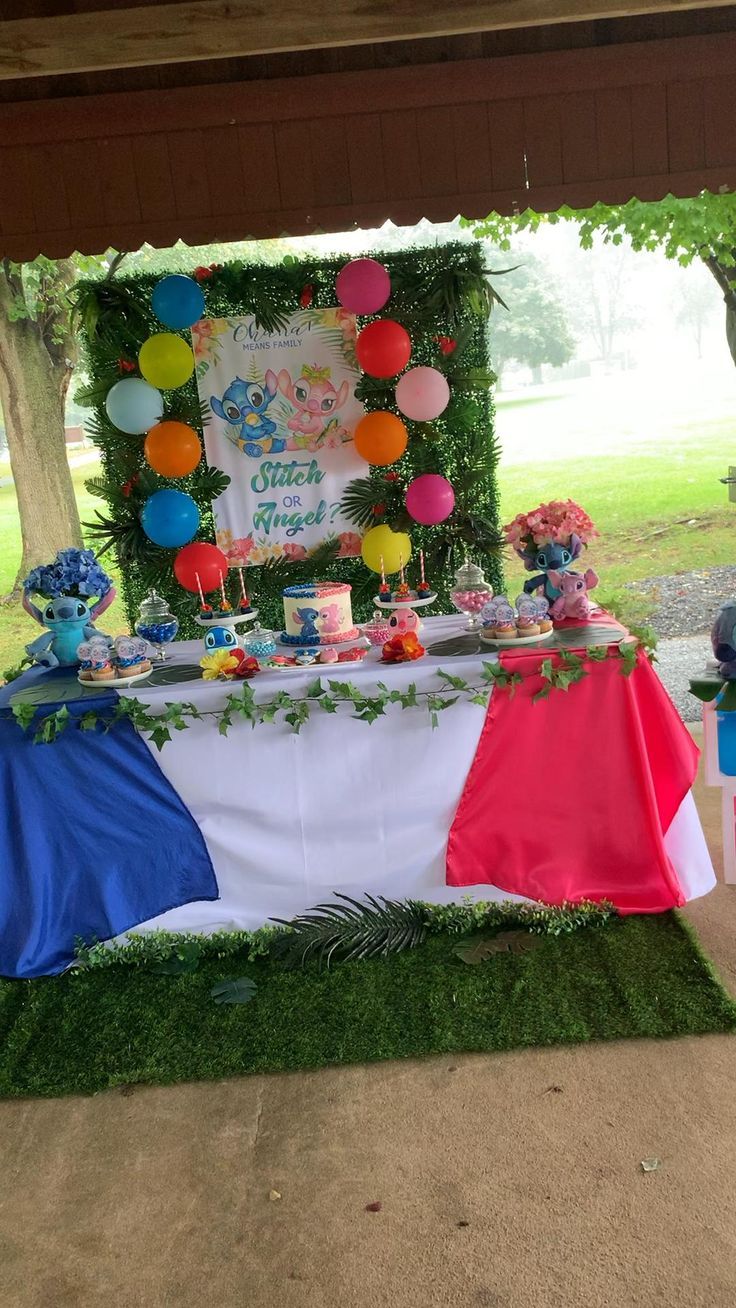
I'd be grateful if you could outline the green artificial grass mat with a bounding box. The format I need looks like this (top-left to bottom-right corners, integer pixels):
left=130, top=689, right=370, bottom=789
left=1, top=912, right=734, bottom=1100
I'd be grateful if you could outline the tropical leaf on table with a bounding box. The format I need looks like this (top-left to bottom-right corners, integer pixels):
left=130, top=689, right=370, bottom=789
left=210, top=977, right=257, bottom=1005
left=270, top=894, right=428, bottom=968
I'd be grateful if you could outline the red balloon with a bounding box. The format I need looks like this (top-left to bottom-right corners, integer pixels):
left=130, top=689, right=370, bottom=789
left=356, top=320, right=411, bottom=379
left=174, top=542, right=228, bottom=594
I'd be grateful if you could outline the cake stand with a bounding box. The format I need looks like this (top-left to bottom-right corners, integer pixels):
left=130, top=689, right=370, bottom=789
left=194, top=609, right=259, bottom=632
left=78, top=667, right=153, bottom=690
left=373, top=594, right=437, bottom=610
left=479, top=629, right=555, bottom=648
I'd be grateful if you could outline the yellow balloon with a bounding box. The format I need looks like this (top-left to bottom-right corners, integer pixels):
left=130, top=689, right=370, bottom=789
left=361, top=524, right=412, bottom=575
left=139, top=333, right=195, bottom=390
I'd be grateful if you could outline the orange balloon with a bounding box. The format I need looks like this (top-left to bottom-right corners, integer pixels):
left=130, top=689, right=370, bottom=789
left=144, top=421, right=202, bottom=478
left=354, top=411, right=408, bottom=467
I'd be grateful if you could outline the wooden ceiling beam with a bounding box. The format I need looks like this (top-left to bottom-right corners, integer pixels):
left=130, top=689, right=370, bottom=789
left=0, top=0, right=734, bottom=81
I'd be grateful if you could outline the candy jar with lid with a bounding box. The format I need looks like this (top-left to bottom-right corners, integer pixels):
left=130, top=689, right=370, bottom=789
left=363, top=609, right=393, bottom=648
left=450, top=560, right=494, bottom=631
left=243, top=623, right=278, bottom=663
left=134, top=589, right=179, bottom=662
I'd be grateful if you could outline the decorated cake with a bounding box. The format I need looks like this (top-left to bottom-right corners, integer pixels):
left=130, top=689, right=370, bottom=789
left=281, top=581, right=359, bottom=646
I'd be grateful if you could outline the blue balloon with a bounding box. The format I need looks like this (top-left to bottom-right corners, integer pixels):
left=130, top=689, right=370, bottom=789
left=151, top=275, right=206, bottom=330
left=105, top=378, right=163, bottom=434
left=141, top=489, right=200, bottom=548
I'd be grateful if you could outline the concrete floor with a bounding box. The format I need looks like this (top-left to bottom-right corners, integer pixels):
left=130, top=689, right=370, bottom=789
left=1, top=740, right=736, bottom=1308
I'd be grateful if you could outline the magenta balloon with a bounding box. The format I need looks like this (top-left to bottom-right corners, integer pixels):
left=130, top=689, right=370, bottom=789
left=395, top=367, right=450, bottom=422
left=335, top=258, right=391, bottom=315
left=405, top=474, right=456, bottom=525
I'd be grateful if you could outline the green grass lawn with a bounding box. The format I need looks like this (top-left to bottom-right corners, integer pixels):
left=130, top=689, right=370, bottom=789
left=499, top=423, right=736, bottom=616
left=1, top=421, right=734, bottom=674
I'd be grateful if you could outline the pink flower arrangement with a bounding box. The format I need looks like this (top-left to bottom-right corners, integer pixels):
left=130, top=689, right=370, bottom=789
left=337, top=531, right=362, bottom=558
left=282, top=542, right=308, bottom=561
left=222, top=536, right=255, bottom=564
left=504, top=500, right=598, bottom=550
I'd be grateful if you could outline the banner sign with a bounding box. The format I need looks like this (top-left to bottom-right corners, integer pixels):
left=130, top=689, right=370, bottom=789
left=193, top=309, right=365, bottom=565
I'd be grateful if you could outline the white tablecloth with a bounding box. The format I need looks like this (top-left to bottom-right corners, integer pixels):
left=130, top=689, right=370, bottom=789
left=119, top=615, right=715, bottom=936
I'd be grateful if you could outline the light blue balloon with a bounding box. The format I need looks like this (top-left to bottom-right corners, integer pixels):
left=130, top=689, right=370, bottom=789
left=141, top=489, right=200, bottom=549
left=151, top=275, right=206, bottom=330
left=105, top=378, right=163, bottom=435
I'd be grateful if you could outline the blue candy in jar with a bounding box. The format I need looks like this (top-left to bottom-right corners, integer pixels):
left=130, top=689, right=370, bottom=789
left=135, top=589, right=179, bottom=662
left=244, top=624, right=277, bottom=661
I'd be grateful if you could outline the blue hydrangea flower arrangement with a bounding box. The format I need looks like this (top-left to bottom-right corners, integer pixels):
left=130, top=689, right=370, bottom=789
left=22, top=549, right=117, bottom=669
left=23, top=548, right=113, bottom=601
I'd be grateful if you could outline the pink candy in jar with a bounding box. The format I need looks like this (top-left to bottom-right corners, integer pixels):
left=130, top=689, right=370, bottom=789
left=451, top=560, right=494, bottom=631
left=363, top=610, right=393, bottom=647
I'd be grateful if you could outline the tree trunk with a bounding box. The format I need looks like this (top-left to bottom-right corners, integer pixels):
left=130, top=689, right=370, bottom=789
left=703, top=254, right=736, bottom=368
left=0, top=286, right=81, bottom=599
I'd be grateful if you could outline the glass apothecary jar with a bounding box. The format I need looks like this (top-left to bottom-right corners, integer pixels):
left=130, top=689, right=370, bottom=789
left=134, top=589, right=179, bottom=662
left=450, top=560, right=494, bottom=631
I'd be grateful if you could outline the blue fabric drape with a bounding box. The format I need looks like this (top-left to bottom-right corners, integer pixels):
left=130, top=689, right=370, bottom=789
left=0, top=667, right=218, bottom=978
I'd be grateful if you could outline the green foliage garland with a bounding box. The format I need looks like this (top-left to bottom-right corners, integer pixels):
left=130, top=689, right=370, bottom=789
left=9, top=641, right=648, bottom=747
left=76, top=241, right=504, bottom=636
left=73, top=897, right=616, bottom=971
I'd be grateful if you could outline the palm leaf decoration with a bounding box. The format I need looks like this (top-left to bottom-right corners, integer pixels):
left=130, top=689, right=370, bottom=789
left=270, top=893, right=428, bottom=968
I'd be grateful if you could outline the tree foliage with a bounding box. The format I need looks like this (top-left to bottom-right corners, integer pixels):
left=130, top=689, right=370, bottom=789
left=463, top=191, right=736, bottom=365
left=487, top=251, right=575, bottom=376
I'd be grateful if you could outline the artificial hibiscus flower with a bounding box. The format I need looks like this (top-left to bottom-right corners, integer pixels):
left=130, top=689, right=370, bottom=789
left=200, top=649, right=240, bottom=680
left=381, top=632, right=425, bottom=663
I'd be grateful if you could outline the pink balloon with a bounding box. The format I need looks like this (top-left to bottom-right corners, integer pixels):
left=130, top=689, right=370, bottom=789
left=336, top=258, right=391, bottom=315
left=395, top=367, right=450, bottom=422
left=405, top=474, right=455, bottom=525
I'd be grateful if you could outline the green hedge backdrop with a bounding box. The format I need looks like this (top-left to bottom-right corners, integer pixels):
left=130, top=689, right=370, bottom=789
left=76, top=240, right=504, bottom=636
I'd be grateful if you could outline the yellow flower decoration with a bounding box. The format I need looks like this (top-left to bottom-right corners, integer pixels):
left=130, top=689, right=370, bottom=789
left=200, top=650, right=239, bottom=680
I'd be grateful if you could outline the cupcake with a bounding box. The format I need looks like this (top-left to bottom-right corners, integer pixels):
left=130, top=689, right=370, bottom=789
left=515, top=596, right=541, bottom=637
left=533, top=596, right=553, bottom=633
left=493, top=599, right=518, bottom=639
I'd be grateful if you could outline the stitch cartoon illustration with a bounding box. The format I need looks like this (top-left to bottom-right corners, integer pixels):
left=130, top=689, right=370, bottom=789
left=277, top=364, right=350, bottom=449
left=320, top=603, right=341, bottom=635
left=294, top=606, right=320, bottom=642
left=210, top=371, right=285, bottom=458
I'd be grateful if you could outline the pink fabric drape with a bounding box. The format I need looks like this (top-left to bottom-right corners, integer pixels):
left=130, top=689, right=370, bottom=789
left=446, top=646, right=698, bottom=913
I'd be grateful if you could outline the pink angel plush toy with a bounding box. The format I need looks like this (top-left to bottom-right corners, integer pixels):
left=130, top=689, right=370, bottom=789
left=547, top=568, right=599, bottom=621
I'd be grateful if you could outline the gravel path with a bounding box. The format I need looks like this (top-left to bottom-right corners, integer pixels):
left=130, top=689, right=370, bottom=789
left=654, top=633, right=711, bottom=723
left=628, top=565, right=736, bottom=638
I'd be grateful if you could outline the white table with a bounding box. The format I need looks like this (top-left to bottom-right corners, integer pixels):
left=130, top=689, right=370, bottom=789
left=118, top=615, right=715, bottom=937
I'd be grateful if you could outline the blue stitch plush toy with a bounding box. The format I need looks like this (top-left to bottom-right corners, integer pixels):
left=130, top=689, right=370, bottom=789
left=22, top=548, right=116, bottom=669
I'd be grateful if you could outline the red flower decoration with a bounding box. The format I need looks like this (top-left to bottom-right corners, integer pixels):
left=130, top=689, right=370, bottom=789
left=435, top=335, right=457, bottom=356
left=383, top=471, right=399, bottom=483
left=121, top=473, right=139, bottom=498
left=372, top=502, right=385, bottom=517
left=117, top=358, right=136, bottom=374
left=381, top=632, right=425, bottom=664
left=193, top=263, right=220, bottom=282
left=299, top=284, right=314, bottom=309
left=232, top=654, right=260, bottom=679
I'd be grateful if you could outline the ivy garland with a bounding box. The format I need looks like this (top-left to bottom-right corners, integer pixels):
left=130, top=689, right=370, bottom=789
left=74, top=241, right=504, bottom=637
left=10, top=642, right=644, bottom=749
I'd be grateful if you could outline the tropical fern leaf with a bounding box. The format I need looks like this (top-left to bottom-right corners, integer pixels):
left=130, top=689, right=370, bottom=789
left=270, top=894, right=428, bottom=968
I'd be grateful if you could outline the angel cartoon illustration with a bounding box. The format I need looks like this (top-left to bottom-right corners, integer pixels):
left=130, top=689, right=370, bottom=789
left=278, top=364, right=351, bottom=450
